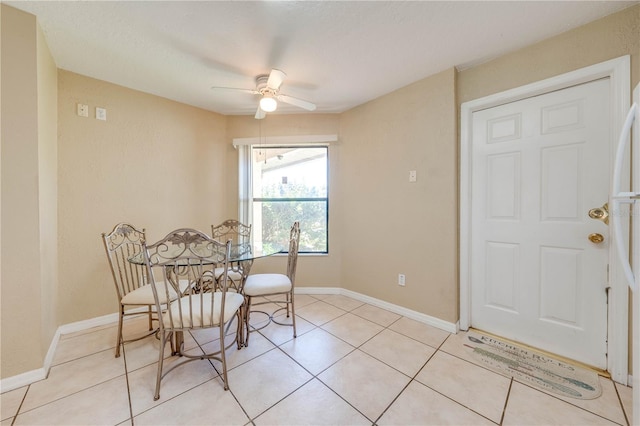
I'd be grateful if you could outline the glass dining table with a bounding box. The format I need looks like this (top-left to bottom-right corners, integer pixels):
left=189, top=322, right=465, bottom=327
left=128, top=242, right=283, bottom=266
left=129, top=242, right=283, bottom=283
left=128, top=241, right=284, bottom=348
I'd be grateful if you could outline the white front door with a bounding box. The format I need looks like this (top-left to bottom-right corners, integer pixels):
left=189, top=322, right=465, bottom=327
left=470, top=78, right=610, bottom=369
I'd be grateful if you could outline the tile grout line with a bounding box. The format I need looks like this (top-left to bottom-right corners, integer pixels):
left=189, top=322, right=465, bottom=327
left=268, top=330, right=376, bottom=424
left=247, top=304, right=381, bottom=425
left=8, top=384, right=29, bottom=426
left=120, top=342, right=136, bottom=425
left=514, top=380, right=629, bottom=426
left=16, top=294, right=628, bottom=425
left=499, top=378, right=514, bottom=425
left=273, top=299, right=446, bottom=424
left=248, top=297, right=384, bottom=423
left=612, top=381, right=631, bottom=426
left=389, top=333, right=500, bottom=425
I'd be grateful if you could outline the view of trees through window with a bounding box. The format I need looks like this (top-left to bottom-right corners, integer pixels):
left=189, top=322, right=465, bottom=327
left=252, top=146, right=328, bottom=253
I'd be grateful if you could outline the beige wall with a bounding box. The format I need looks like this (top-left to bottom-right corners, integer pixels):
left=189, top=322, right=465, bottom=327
left=37, top=22, right=59, bottom=358
left=1, top=4, right=639, bottom=381
left=339, top=68, right=458, bottom=322
left=458, top=5, right=639, bottom=104
left=1, top=5, right=58, bottom=377
left=57, top=70, right=228, bottom=324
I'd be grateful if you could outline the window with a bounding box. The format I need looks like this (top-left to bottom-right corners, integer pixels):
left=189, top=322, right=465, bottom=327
left=250, top=145, right=328, bottom=254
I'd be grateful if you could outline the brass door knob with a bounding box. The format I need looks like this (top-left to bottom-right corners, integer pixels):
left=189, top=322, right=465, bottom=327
left=588, top=203, right=609, bottom=225
left=588, top=233, right=605, bottom=244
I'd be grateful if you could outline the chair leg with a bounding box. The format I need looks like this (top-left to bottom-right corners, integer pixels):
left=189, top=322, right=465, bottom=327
left=173, top=331, right=184, bottom=356
left=147, top=305, right=153, bottom=331
left=244, top=296, right=252, bottom=347
left=154, top=331, right=168, bottom=401
left=168, top=326, right=176, bottom=354
left=115, top=306, right=124, bottom=358
left=219, top=320, right=229, bottom=390
left=290, top=291, right=297, bottom=338
left=235, top=310, right=243, bottom=349
left=285, top=293, right=291, bottom=317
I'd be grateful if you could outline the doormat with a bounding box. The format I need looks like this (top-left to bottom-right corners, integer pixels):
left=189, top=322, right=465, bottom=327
left=463, top=331, right=601, bottom=400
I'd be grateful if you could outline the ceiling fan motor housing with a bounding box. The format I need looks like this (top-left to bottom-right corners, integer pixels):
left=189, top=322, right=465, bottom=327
left=255, top=75, right=271, bottom=94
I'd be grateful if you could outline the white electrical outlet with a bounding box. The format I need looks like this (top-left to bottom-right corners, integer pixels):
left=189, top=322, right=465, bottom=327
left=398, top=274, right=406, bottom=286
left=77, top=103, right=88, bottom=117
left=409, top=170, right=417, bottom=182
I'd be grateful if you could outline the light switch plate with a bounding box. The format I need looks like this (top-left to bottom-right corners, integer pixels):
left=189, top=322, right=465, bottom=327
left=96, top=107, right=107, bottom=121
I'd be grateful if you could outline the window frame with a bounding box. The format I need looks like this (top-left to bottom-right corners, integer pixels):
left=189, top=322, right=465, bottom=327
left=235, top=135, right=336, bottom=255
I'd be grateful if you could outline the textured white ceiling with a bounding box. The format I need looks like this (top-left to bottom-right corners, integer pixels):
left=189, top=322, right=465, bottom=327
left=7, top=1, right=637, bottom=116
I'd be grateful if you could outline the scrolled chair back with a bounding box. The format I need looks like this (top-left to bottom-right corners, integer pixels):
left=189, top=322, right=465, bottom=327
left=210, top=219, right=253, bottom=292
left=211, top=219, right=252, bottom=244
left=141, top=228, right=233, bottom=330
left=102, top=223, right=147, bottom=299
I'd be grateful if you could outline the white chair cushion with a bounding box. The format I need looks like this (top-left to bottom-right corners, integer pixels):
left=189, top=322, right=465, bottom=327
left=214, top=266, right=243, bottom=281
left=121, top=280, right=190, bottom=305
left=243, top=273, right=292, bottom=296
left=163, top=292, right=244, bottom=328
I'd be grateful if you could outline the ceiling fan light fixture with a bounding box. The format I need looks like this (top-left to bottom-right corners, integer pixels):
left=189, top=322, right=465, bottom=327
left=212, top=69, right=315, bottom=115
left=259, top=94, right=278, bottom=112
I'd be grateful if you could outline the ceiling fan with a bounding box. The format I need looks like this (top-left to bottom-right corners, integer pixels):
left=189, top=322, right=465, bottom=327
left=211, top=69, right=316, bottom=119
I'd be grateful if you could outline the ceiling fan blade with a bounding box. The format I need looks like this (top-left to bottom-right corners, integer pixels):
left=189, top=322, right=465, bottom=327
left=255, top=106, right=266, bottom=120
left=210, top=86, right=259, bottom=95
left=277, top=94, right=317, bottom=111
left=267, top=69, right=287, bottom=90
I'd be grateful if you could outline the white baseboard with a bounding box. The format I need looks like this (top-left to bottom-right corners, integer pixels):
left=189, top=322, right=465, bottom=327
left=1, top=312, right=122, bottom=393
left=296, top=287, right=459, bottom=334
left=57, top=312, right=120, bottom=335
left=0, top=368, right=48, bottom=394
left=2, top=289, right=457, bottom=393
left=296, top=286, right=340, bottom=295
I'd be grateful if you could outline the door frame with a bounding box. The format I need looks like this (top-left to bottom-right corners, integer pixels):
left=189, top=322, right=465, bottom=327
left=459, top=55, right=631, bottom=384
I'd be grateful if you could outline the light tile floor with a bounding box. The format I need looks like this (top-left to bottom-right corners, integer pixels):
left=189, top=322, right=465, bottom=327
left=1, top=293, right=634, bottom=425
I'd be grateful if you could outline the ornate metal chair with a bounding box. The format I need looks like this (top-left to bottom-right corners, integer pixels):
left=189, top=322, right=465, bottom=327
left=102, top=223, right=187, bottom=358
left=242, top=221, right=300, bottom=347
left=211, top=219, right=252, bottom=291
left=141, top=228, right=244, bottom=400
